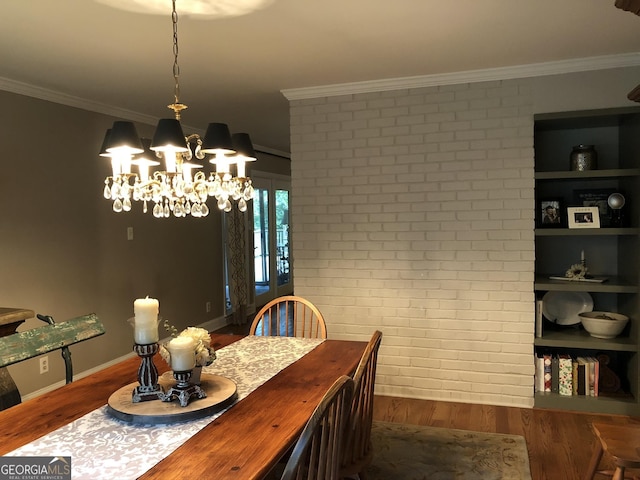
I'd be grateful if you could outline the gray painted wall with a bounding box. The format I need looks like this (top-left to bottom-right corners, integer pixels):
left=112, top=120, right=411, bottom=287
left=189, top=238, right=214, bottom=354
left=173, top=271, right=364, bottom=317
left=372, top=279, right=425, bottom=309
left=0, top=90, right=288, bottom=397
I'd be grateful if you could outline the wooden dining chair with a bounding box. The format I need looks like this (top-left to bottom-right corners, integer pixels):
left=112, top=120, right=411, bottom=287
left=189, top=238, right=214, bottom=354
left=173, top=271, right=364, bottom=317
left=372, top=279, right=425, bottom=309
left=340, top=330, right=382, bottom=480
left=584, top=422, right=640, bottom=480
left=250, top=295, right=327, bottom=339
left=281, top=375, right=354, bottom=480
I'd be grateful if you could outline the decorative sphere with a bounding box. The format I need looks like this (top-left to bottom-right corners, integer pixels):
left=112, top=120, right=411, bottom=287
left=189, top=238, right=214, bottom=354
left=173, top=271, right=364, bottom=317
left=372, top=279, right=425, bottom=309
left=607, top=193, right=625, bottom=210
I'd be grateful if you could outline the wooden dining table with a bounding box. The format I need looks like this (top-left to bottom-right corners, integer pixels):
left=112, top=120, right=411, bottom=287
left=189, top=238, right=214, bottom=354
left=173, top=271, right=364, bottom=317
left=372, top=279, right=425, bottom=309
left=0, top=333, right=367, bottom=479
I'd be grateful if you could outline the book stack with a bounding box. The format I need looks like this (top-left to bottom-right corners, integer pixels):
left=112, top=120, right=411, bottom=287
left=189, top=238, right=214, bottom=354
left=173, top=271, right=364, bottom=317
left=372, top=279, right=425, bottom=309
left=535, top=353, right=600, bottom=397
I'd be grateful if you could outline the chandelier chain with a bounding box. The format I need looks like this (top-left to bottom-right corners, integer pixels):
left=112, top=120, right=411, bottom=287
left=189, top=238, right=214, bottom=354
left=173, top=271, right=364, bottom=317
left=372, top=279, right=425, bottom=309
left=172, top=0, right=181, bottom=107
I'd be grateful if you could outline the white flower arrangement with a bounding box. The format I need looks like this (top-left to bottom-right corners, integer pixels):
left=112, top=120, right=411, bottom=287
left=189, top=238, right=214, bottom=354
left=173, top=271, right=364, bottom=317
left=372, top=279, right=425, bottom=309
left=159, top=323, right=216, bottom=367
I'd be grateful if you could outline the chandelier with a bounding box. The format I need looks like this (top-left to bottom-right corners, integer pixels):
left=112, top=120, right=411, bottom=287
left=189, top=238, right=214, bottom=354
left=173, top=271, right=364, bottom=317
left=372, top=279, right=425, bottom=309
left=100, top=0, right=256, bottom=218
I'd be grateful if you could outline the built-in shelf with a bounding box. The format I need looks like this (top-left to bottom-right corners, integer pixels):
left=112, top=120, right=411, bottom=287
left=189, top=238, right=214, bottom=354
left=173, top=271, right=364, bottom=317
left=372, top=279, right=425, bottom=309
left=535, top=228, right=640, bottom=237
left=535, top=168, right=640, bottom=180
left=534, top=329, right=636, bottom=351
left=533, top=107, right=640, bottom=416
left=534, top=392, right=637, bottom=415
left=534, top=275, right=638, bottom=293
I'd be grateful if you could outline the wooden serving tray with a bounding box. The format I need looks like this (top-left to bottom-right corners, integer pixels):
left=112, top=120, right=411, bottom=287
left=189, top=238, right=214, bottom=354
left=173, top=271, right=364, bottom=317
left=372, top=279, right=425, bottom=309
left=107, top=373, right=237, bottom=424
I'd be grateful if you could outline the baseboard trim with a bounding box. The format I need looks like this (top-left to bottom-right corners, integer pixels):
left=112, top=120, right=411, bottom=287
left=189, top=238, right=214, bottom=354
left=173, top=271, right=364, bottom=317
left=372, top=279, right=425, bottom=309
left=374, top=388, right=535, bottom=410
left=21, top=350, right=137, bottom=402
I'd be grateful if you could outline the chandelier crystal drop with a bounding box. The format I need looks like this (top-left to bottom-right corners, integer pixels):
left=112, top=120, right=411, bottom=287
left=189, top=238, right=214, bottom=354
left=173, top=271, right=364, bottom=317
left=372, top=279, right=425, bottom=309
left=99, top=0, right=256, bottom=218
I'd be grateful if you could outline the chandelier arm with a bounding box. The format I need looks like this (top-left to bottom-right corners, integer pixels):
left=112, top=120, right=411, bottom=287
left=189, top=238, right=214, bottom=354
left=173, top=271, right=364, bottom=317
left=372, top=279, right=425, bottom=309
left=117, top=173, right=139, bottom=181
left=140, top=179, right=162, bottom=188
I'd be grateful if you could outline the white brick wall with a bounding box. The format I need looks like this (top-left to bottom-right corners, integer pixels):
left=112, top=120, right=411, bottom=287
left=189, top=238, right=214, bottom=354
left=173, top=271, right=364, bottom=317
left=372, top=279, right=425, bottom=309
left=289, top=80, right=536, bottom=408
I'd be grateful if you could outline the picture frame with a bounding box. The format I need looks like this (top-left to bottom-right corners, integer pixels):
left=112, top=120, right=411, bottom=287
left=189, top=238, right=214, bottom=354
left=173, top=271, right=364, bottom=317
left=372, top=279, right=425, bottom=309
left=573, top=188, right=615, bottom=227
left=539, top=198, right=563, bottom=227
left=567, top=206, right=600, bottom=229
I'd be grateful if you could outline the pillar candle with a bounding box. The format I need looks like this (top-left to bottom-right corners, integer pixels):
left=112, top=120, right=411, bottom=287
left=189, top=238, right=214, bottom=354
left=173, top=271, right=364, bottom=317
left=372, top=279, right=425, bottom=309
left=133, top=297, right=159, bottom=344
left=167, top=336, right=196, bottom=372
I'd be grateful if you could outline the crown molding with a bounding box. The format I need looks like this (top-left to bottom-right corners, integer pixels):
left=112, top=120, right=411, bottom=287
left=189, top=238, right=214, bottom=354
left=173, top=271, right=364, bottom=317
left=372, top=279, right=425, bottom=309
left=254, top=145, right=291, bottom=158
left=281, top=53, right=640, bottom=101
left=0, top=76, right=160, bottom=126
left=0, top=76, right=287, bottom=155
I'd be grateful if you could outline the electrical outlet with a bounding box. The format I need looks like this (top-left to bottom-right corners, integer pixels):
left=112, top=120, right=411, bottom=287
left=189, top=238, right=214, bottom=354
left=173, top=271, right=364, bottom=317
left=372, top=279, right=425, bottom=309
left=206, top=301, right=212, bottom=313
left=39, top=356, right=49, bottom=374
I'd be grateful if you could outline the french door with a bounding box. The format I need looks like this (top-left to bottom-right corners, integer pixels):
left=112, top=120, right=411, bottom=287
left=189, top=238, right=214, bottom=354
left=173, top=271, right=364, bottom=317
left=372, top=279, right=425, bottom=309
left=252, top=174, right=292, bottom=308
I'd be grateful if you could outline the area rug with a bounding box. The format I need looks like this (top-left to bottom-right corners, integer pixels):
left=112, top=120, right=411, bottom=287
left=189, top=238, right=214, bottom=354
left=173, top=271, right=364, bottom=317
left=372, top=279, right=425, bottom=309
left=366, top=421, right=532, bottom=480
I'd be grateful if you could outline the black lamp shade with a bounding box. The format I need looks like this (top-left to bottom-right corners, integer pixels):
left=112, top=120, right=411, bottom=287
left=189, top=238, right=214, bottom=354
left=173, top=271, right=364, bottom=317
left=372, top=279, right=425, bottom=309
left=202, top=123, right=235, bottom=154
left=151, top=119, right=188, bottom=152
left=106, top=121, right=144, bottom=154
left=231, top=133, right=257, bottom=161
left=99, top=129, right=112, bottom=156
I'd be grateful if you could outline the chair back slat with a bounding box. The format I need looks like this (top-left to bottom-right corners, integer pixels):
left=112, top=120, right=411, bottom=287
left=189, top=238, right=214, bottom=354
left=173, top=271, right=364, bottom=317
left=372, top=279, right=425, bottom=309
left=340, top=330, right=383, bottom=477
left=250, top=296, right=327, bottom=339
left=281, top=375, right=354, bottom=480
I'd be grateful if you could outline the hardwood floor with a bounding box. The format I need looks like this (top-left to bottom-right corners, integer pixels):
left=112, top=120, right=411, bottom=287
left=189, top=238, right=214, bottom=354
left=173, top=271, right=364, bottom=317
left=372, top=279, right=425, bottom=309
left=372, top=395, right=640, bottom=480
left=213, top=324, right=639, bottom=479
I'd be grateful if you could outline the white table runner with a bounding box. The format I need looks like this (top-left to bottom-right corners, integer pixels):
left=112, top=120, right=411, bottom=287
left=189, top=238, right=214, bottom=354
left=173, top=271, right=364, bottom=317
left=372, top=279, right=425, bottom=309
left=7, top=336, right=324, bottom=479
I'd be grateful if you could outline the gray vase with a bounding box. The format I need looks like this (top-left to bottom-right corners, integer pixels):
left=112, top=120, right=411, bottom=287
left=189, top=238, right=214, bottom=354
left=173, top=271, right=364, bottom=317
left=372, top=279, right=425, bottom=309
left=570, top=145, right=597, bottom=171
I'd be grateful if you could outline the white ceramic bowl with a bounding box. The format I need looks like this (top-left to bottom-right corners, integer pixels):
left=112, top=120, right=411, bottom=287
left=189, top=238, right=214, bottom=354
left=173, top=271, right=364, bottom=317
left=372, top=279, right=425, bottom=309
left=579, top=311, right=629, bottom=339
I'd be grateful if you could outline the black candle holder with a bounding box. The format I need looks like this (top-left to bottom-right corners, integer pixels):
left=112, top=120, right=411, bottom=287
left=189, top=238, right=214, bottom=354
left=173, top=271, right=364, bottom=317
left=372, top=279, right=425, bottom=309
left=161, top=370, right=207, bottom=407
left=131, top=342, right=164, bottom=402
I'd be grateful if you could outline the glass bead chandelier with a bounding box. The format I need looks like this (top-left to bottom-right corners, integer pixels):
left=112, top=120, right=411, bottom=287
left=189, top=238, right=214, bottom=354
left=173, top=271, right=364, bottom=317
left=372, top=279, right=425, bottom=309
left=100, top=0, right=256, bottom=218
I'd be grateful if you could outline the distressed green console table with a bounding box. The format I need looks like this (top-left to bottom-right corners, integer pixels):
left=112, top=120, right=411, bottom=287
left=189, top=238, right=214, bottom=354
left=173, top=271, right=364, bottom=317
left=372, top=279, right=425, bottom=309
left=0, top=307, right=35, bottom=410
